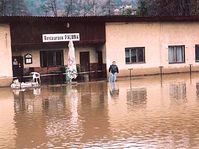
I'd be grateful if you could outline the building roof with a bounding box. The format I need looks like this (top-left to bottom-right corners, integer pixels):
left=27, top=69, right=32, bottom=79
left=3, top=15, right=199, bottom=50
left=1, top=15, right=199, bottom=24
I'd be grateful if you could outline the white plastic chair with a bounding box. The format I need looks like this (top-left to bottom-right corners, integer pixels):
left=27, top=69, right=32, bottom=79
left=31, top=72, right=41, bottom=84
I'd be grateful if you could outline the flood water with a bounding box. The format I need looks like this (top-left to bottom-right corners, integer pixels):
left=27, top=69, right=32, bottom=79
left=1, top=73, right=199, bottom=148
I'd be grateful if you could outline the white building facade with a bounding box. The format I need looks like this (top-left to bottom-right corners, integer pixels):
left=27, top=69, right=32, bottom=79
left=105, top=21, right=199, bottom=77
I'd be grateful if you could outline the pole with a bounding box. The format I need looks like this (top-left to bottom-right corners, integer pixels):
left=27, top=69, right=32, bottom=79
left=128, top=68, right=133, bottom=90
left=128, top=68, right=133, bottom=81
left=159, top=66, right=163, bottom=87
left=189, top=64, right=192, bottom=75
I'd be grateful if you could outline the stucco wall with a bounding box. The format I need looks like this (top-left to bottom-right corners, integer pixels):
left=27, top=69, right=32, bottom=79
left=105, top=22, right=199, bottom=77
left=0, top=24, right=12, bottom=86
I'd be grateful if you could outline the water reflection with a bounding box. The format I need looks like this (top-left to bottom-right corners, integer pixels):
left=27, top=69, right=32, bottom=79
left=33, top=88, right=41, bottom=95
left=196, top=83, right=199, bottom=99
left=13, top=90, right=25, bottom=112
left=2, top=73, right=199, bottom=148
left=127, top=88, right=147, bottom=106
left=78, top=82, right=111, bottom=144
left=169, top=83, right=187, bottom=103
left=109, top=82, right=119, bottom=99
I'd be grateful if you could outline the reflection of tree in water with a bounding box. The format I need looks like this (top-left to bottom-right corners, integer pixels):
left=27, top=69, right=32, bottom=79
left=127, top=88, right=147, bottom=109
left=169, top=83, right=187, bottom=103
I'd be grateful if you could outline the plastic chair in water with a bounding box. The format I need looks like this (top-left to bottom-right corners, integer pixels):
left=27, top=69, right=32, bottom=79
left=31, top=72, right=41, bottom=84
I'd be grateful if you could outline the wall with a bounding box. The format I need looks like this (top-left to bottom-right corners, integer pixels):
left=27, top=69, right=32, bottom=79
left=0, top=24, right=12, bottom=86
left=105, top=22, right=199, bottom=77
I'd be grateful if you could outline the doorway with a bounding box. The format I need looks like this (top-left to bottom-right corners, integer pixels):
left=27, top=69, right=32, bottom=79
left=80, top=52, right=90, bottom=81
left=12, top=56, right=24, bottom=78
left=97, top=51, right=103, bottom=78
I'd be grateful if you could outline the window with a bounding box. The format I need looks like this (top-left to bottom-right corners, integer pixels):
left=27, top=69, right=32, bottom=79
left=40, top=50, right=63, bottom=67
left=168, top=45, right=185, bottom=64
left=125, top=47, right=145, bottom=64
left=195, top=45, right=199, bottom=62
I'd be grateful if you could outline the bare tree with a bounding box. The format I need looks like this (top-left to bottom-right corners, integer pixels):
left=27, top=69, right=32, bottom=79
left=0, top=0, right=29, bottom=16
left=0, top=0, right=8, bottom=16
left=64, top=0, right=73, bottom=16
left=64, top=0, right=86, bottom=16
left=136, top=0, right=147, bottom=16
left=100, top=0, right=117, bottom=15
left=44, top=0, right=58, bottom=16
left=190, top=0, right=199, bottom=15
left=40, top=3, right=50, bottom=16
left=90, top=0, right=97, bottom=15
left=107, top=0, right=116, bottom=15
left=138, top=0, right=194, bottom=16
left=64, top=0, right=101, bottom=16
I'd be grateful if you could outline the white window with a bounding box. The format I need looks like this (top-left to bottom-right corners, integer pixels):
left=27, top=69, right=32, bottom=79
left=168, top=45, right=185, bottom=64
left=125, top=47, right=145, bottom=64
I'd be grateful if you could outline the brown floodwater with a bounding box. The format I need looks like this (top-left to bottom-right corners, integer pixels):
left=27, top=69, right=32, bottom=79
left=1, top=73, right=199, bottom=148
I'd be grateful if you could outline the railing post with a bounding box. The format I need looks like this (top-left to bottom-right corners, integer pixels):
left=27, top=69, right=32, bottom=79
left=159, top=66, right=163, bottom=87
left=189, top=64, right=192, bottom=75
left=128, top=68, right=133, bottom=81
left=159, top=66, right=163, bottom=77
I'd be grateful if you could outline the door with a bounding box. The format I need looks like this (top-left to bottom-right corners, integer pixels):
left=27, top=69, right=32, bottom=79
left=97, top=51, right=103, bottom=78
left=80, top=52, right=90, bottom=72
left=80, top=52, right=90, bottom=81
left=12, top=56, right=23, bottom=77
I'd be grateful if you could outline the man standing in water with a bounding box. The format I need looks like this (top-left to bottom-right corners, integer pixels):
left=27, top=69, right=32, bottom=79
left=109, top=61, right=119, bottom=82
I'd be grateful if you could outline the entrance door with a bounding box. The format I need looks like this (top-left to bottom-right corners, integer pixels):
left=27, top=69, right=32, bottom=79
left=12, top=56, right=23, bottom=77
left=80, top=52, right=90, bottom=72
left=97, top=51, right=103, bottom=78
left=80, top=52, right=90, bottom=81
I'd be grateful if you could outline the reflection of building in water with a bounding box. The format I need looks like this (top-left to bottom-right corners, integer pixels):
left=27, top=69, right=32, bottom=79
left=127, top=88, right=147, bottom=105
left=0, top=88, right=16, bottom=149
left=196, top=83, right=199, bottom=98
left=13, top=90, right=25, bottom=112
left=42, top=87, right=66, bottom=112
left=169, top=83, right=186, bottom=101
left=13, top=89, right=47, bottom=149
left=78, top=82, right=111, bottom=141
left=13, top=87, right=67, bottom=148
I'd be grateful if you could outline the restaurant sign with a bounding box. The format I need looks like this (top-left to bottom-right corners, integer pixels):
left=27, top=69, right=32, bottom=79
left=42, top=33, right=80, bottom=42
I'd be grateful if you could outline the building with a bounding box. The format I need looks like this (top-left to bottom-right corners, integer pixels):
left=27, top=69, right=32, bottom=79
left=1, top=15, right=199, bottom=86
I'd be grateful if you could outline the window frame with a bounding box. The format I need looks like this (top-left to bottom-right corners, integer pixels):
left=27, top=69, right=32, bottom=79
left=125, top=47, right=145, bottom=64
left=195, top=45, right=199, bottom=62
left=40, top=49, right=64, bottom=67
left=168, top=45, right=185, bottom=64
